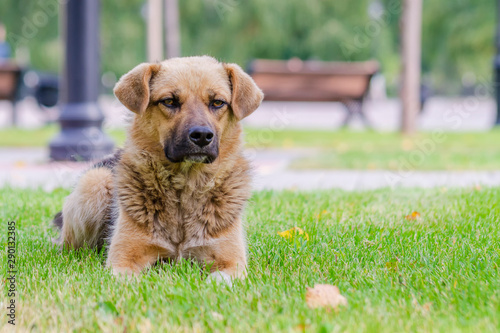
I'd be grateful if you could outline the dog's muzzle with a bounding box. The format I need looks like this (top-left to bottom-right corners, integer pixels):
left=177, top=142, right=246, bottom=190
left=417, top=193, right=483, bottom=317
left=188, top=126, right=214, bottom=148
left=164, top=126, right=219, bottom=164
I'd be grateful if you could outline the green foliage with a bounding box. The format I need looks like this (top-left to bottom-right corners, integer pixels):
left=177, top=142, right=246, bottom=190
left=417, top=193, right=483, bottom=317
left=100, top=0, right=147, bottom=76
left=0, top=0, right=495, bottom=94
left=421, top=0, right=495, bottom=93
left=1, top=0, right=61, bottom=70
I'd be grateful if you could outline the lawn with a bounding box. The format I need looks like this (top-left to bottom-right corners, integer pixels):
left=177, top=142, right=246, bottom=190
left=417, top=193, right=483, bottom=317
left=1, top=187, right=499, bottom=332
left=0, top=125, right=127, bottom=148
left=244, top=128, right=500, bottom=171
left=2, top=126, right=500, bottom=170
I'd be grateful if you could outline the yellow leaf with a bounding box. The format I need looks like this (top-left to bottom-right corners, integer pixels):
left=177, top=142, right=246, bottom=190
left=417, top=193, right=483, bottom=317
left=306, top=284, right=347, bottom=310
left=385, top=261, right=398, bottom=272
left=278, top=227, right=309, bottom=240
left=316, top=210, right=329, bottom=219
left=295, top=324, right=309, bottom=331
left=405, top=211, right=421, bottom=220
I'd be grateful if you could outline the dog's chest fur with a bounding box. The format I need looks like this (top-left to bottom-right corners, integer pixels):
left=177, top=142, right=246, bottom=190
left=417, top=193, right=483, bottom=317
left=114, top=152, right=251, bottom=258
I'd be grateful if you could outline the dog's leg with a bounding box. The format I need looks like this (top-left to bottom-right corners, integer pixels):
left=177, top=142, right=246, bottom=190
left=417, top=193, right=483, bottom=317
left=106, top=213, right=164, bottom=277
left=59, top=168, right=114, bottom=249
left=201, top=225, right=248, bottom=285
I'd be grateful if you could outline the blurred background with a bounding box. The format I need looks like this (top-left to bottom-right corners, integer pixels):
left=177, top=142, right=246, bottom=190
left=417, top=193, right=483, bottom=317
left=1, top=0, right=499, bottom=190
left=0, top=0, right=495, bottom=95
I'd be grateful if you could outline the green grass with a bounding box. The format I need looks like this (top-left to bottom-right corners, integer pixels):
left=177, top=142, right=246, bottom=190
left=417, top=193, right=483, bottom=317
left=0, top=125, right=126, bottom=147
left=245, top=128, right=500, bottom=171
left=2, top=127, right=500, bottom=170
left=1, top=187, right=499, bottom=332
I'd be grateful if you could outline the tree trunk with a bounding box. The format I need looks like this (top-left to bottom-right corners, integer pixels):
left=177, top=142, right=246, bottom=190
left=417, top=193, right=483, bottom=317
left=165, top=0, right=180, bottom=58
left=148, top=0, right=163, bottom=62
left=400, top=0, right=422, bottom=134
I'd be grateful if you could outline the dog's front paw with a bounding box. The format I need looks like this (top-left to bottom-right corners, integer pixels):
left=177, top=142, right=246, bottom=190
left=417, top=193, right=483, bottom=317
left=207, top=271, right=233, bottom=287
left=111, top=266, right=141, bottom=280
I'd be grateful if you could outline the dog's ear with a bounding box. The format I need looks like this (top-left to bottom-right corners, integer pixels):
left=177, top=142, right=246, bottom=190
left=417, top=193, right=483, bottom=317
left=114, top=63, right=161, bottom=113
left=224, top=63, right=264, bottom=120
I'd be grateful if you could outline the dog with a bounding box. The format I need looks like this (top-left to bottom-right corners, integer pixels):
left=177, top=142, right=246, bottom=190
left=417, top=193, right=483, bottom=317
left=53, top=56, right=264, bottom=284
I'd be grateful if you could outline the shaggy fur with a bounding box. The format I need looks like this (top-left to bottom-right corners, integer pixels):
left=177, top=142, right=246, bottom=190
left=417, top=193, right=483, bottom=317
left=53, top=56, right=264, bottom=280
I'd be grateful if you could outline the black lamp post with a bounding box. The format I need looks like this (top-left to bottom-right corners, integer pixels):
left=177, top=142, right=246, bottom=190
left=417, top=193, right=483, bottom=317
left=495, top=0, right=500, bottom=125
left=49, top=0, right=114, bottom=161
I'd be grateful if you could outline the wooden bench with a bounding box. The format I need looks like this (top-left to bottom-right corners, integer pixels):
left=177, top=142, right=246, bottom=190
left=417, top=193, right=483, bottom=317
left=0, top=63, right=22, bottom=126
left=248, top=58, right=379, bottom=127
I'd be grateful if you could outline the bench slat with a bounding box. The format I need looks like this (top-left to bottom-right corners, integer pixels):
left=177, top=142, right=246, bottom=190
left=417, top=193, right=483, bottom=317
left=252, top=73, right=371, bottom=101
left=248, top=59, right=378, bottom=102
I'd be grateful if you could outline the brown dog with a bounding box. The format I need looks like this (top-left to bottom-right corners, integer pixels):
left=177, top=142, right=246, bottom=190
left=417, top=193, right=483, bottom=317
left=53, top=56, right=263, bottom=283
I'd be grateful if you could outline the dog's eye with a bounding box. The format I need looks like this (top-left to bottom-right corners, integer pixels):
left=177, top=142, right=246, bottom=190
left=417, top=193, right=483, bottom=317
left=211, top=100, right=226, bottom=109
left=160, top=98, right=179, bottom=108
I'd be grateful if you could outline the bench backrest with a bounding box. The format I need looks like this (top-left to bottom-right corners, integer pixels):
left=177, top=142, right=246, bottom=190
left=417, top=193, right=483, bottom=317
left=248, top=59, right=379, bottom=102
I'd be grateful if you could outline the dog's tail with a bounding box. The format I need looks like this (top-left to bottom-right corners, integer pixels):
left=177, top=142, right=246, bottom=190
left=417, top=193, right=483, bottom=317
left=52, top=211, right=64, bottom=247
left=53, top=211, right=63, bottom=230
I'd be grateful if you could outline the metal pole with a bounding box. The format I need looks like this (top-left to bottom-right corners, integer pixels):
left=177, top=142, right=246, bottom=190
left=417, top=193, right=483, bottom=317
left=148, top=0, right=163, bottom=62
left=165, top=0, right=180, bottom=58
left=495, top=0, right=500, bottom=125
left=400, top=0, right=422, bottom=134
left=49, top=0, right=114, bottom=161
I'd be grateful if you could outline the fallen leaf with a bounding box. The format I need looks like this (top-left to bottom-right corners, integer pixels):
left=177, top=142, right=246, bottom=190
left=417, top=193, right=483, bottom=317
left=295, top=324, right=309, bottom=331
left=385, top=260, right=398, bottom=272
left=278, top=227, right=309, bottom=240
left=422, top=302, right=432, bottom=313
left=305, top=284, right=347, bottom=310
left=316, top=210, right=329, bottom=219
left=405, top=211, right=421, bottom=220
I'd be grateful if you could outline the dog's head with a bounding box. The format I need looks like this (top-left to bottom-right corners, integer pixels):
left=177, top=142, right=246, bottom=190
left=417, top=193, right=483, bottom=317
left=114, top=56, right=263, bottom=164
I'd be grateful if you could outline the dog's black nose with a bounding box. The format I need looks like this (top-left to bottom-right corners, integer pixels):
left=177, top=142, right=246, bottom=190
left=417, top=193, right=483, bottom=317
left=188, top=126, right=214, bottom=147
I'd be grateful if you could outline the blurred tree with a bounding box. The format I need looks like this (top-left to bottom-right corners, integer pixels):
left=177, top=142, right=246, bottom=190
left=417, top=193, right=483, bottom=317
left=0, top=0, right=494, bottom=95
left=420, top=0, right=495, bottom=93
left=1, top=0, right=61, bottom=70
left=101, top=0, right=147, bottom=76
